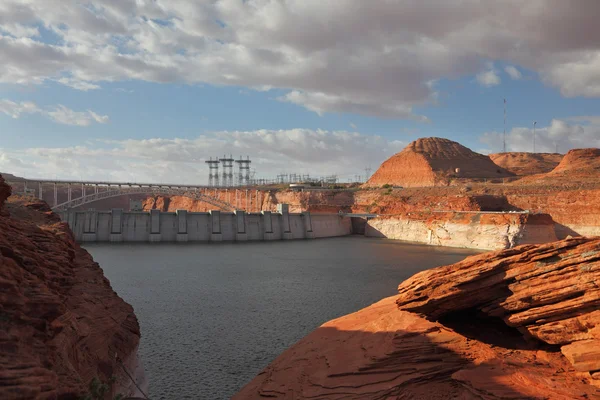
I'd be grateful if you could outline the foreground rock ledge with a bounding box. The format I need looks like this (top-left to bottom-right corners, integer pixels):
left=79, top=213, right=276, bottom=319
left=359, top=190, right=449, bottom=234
left=397, top=237, right=600, bottom=378
left=235, top=238, right=600, bottom=399
left=0, top=175, right=142, bottom=399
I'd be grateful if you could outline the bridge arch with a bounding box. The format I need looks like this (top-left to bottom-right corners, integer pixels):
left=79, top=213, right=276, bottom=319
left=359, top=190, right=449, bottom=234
left=52, top=187, right=235, bottom=212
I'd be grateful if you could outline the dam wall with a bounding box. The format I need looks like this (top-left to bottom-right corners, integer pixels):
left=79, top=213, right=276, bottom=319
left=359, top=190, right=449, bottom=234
left=60, top=208, right=352, bottom=243
left=365, top=212, right=557, bottom=250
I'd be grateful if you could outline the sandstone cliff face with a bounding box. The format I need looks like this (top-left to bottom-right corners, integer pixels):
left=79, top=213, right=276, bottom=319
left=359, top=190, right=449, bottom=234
left=235, top=238, right=600, bottom=399
left=490, top=152, right=563, bottom=176
left=397, top=237, right=600, bottom=379
left=143, top=190, right=355, bottom=214
left=366, top=137, right=513, bottom=188
left=0, top=175, right=142, bottom=399
left=366, top=212, right=557, bottom=250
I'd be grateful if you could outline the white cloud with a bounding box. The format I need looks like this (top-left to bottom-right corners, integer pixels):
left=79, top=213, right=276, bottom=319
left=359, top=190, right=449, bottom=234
left=57, top=78, right=101, bottom=91
left=1, top=1, right=600, bottom=118
left=476, top=68, right=501, bottom=87
left=0, top=99, right=108, bottom=126
left=480, top=117, right=600, bottom=153
left=0, top=129, right=406, bottom=183
left=0, top=99, right=39, bottom=118
left=504, top=65, right=522, bottom=80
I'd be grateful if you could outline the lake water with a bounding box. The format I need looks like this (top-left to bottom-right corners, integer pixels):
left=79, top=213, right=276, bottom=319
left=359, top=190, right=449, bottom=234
left=85, top=237, right=477, bottom=399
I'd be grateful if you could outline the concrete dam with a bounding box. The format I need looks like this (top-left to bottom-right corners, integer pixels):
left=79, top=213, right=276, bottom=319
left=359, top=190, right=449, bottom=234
left=60, top=206, right=353, bottom=243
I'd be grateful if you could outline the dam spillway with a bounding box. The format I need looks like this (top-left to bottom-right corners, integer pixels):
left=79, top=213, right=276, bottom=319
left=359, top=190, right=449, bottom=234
left=60, top=207, right=353, bottom=243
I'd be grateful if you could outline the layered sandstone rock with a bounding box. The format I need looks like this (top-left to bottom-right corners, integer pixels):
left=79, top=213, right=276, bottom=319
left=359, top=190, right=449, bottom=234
left=365, top=137, right=513, bottom=188
left=0, top=175, right=142, bottom=399
left=366, top=212, right=557, bottom=250
left=235, top=298, right=599, bottom=399
left=236, top=238, right=600, bottom=399
left=397, top=237, right=600, bottom=378
left=143, top=190, right=355, bottom=214
left=490, top=152, right=562, bottom=176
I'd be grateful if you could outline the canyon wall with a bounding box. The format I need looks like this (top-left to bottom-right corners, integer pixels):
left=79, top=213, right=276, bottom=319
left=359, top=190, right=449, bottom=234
left=505, top=188, right=600, bottom=238
left=143, top=189, right=354, bottom=214
left=365, top=212, right=557, bottom=250
left=0, top=175, right=143, bottom=399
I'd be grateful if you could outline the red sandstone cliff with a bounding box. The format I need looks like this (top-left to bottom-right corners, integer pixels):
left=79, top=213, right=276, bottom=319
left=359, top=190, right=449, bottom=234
left=0, top=175, right=142, bottom=399
left=365, top=137, right=513, bottom=188
left=490, top=152, right=563, bottom=176
left=143, top=190, right=355, bottom=214
left=235, top=238, right=600, bottom=399
left=397, top=237, right=600, bottom=379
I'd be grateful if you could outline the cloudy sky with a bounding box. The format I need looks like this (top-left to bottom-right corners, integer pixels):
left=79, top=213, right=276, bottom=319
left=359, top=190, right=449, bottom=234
left=1, top=0, right=600, bottom=183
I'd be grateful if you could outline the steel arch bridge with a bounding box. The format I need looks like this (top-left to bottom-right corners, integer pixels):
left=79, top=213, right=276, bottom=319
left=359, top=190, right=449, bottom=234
left=51, top=186, right=235, bottom=212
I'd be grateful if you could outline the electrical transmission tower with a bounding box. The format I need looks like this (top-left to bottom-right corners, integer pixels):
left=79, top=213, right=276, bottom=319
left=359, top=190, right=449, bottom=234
left=205, top=157, right=220, bottom=187
left=364, top=166, right=372, bottom=182
left=219, top=154, right=235, bottom=187
left=235, top=156, right=252, bottom=186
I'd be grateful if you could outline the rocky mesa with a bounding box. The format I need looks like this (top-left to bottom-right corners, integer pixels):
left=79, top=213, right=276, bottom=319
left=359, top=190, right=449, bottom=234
left=236, top=237, right=600, bottom=399
left=0, top=175, right=142, bottom=399
left=518, top=148, right=600, bottom=185
left=365, top=137, right=514, bottom=188
left=489, top=152, right=563, bottom=176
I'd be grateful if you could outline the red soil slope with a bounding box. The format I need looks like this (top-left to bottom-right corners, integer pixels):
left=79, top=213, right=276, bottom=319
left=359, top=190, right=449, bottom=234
left=0, top=175, right=141, bottom=399
left=366, top=137, right=513, bottom=187
left=490, top=152, right=563, bottom=176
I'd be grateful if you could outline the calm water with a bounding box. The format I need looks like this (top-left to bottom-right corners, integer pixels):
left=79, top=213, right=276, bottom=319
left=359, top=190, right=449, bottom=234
left=85, top=237, right=477, bottom=399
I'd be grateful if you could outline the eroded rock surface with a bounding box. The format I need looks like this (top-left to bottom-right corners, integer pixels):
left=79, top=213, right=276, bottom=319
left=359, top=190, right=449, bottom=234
left=0, top=175, right=141, bottom=399
left=397, top=237, right=600, bottom=378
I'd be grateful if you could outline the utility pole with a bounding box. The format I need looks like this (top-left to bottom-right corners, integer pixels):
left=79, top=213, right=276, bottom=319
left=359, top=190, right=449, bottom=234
left=533, top=121, right=537, bottom=153
left=364, top=166, right=372, bottom=182
left=503, top=98, right=507, bottom=153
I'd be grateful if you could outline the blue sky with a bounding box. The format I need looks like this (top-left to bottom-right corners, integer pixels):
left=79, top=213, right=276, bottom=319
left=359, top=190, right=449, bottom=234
left=1, top=1, right=599, bottom=183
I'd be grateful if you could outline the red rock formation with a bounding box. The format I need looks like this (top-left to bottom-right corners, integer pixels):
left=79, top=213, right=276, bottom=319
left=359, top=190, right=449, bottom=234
left=235, top=296, right=599, bottom=399
left=397, top=237, right=600, bottom=379
left=490, top=152, right=563, bottom=176
left=517, top=148, right=600, bottom=185
left=236, top=237, right=600, bottom=399
left=365, top=137, right=513, bottom=188
left=0, top=175, right=141, bottom=399
left=548, top=148, right=600, bottom=176
left=143, top=190, right=355, bottom=214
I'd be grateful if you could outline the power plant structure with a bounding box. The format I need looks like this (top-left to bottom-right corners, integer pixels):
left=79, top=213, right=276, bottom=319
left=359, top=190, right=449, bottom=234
left=206, top=156, right=252, bottom=187
left=205, top=156, right=346, bottom=187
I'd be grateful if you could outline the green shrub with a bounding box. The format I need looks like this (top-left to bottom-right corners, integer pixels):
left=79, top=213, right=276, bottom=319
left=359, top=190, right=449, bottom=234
left=81, top=377, right=122, bottom=400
